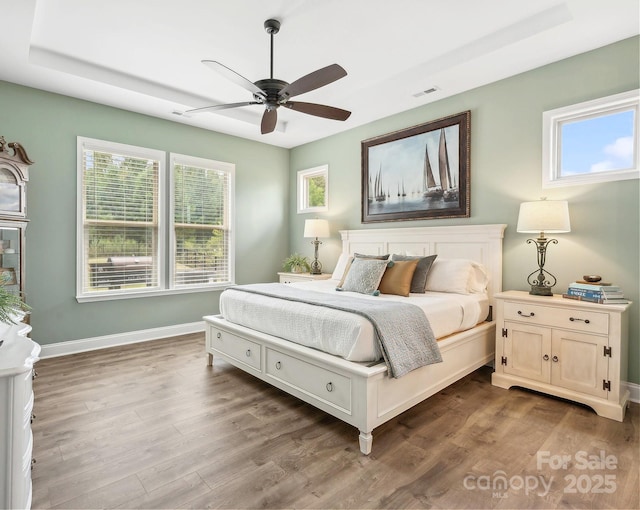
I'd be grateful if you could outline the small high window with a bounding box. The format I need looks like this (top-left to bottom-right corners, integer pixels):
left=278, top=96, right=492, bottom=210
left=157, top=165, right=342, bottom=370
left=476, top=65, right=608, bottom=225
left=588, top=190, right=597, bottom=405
left=542, top=89, right=639, bottom=188
left=297, top=165, right=328, bottom=213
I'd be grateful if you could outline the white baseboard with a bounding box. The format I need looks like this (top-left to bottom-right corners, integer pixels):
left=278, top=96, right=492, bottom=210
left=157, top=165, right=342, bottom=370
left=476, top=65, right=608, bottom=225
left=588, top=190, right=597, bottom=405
left=38, top=321, right=206, bottom=359
left=626, top=381, right=640, bottom=404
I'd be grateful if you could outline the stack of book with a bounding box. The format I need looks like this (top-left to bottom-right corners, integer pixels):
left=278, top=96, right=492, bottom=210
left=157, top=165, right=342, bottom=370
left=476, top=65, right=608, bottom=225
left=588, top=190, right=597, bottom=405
left=563, top=281, right=629, bottom=304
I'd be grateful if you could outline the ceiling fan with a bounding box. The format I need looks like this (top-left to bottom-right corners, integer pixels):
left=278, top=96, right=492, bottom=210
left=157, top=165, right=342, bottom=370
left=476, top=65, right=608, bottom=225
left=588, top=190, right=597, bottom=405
left=186, top=18, right=351, bottom=134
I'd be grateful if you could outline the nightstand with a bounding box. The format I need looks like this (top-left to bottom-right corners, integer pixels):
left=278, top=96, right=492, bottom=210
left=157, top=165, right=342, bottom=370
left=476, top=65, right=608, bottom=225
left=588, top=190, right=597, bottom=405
left=492, top=290, right=631, bottom=421
left=278, top=272, right=332, bottom=284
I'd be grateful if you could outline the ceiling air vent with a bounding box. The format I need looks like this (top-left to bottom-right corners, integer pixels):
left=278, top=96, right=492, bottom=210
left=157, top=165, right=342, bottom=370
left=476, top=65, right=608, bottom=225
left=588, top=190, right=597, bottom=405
left=412, top=87, right=439, bottom=98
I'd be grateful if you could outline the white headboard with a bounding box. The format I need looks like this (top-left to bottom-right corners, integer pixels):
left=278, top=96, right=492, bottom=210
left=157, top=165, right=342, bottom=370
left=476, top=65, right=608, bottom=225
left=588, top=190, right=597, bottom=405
left=339, top=224, right=507, bottom=304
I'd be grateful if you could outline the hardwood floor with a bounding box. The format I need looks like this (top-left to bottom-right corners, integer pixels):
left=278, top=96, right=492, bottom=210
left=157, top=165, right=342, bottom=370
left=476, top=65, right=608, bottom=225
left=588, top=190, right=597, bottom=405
left=31, top=333, right=639, bottom=509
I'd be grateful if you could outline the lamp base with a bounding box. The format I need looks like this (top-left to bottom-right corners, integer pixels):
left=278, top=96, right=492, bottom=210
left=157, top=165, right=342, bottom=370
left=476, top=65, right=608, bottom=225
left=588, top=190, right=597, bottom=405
left=310, top=238, right=322, bottom=275
left=529, top=284, right=553, bottom=296
left=525, top=235, right=558, bottom=297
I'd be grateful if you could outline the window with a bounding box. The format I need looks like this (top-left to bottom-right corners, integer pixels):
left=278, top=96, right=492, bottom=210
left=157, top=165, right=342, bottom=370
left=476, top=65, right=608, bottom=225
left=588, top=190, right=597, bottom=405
left=77, top=137, right=234, bottom=301
left=297, top=165, right=328, bottom=213
left=171, top=153, right=234, bottom=288
left=542, top=89, right=639, bottom=188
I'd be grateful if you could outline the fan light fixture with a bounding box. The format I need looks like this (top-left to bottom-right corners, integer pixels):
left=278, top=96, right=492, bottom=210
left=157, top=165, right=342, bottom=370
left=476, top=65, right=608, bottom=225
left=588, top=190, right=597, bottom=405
left=186, top=19, right=351, bottom=134
left=517, top=198, right=571, bottom=296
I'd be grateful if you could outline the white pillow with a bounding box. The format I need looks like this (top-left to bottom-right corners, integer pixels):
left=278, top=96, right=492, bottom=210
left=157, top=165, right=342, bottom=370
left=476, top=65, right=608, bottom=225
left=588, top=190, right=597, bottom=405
left=424, top=258, right=489, bottom=295
left=469, top=263, right=490, bottom=293
left=331, top=253, right=350, bottom=280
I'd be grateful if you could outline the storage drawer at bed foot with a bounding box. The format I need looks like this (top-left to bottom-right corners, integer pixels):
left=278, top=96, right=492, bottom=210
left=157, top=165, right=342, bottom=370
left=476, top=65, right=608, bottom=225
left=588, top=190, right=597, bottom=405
left=209, top=328, right=262, bottom=371
left=265, top=348, right=352, bottom=413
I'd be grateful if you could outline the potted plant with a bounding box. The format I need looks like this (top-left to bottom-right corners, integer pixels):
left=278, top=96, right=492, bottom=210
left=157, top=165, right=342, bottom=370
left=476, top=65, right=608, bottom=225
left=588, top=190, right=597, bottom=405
left=0, top=272, right=30, bottom=325
left=282, top=253, right=311, bottom=273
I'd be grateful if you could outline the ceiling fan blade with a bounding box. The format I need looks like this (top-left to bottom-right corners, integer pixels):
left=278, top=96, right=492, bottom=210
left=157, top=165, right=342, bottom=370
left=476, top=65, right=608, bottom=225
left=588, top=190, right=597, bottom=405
left=283, top=101, right=351, bottom=121
left=261, top=108, right=278, bottom=134
left=185, top=101, right=261, bottom=114
left=202, top=60, right=266, bottom=99
left=279, top=64, right=347, bottom=99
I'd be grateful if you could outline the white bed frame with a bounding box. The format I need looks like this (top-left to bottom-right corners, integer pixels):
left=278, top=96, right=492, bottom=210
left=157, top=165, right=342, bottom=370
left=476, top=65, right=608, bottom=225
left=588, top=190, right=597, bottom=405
left=204, top=224, right=506, bottom=454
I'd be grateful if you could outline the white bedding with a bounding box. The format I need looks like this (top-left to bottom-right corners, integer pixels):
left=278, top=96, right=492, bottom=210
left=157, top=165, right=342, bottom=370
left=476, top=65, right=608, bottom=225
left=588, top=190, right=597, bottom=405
left=220, top=279, right=489, bottom=362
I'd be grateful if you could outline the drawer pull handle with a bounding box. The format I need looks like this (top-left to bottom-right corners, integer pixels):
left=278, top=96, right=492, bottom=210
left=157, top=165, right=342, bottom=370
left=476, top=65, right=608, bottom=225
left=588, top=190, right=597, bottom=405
left=31, top=458, right=36, bottom=470
left=517, top=311, right=535, bottom=318
left=245, top=349, right=251, bottom=357
left=32, top=370, right=38, bottom=380
left=569, top=317, right=590, bottom=324
left=552, top=356, right=559, bottom=362
left=216, top=332, right=222, bottom=339
left=275, top=361, right=282, bottom=370
left=31, top=413, right=36, bottom=423
left=543, top=354, right=549, bottom=361
left=326, top=382, right=334, bottom=392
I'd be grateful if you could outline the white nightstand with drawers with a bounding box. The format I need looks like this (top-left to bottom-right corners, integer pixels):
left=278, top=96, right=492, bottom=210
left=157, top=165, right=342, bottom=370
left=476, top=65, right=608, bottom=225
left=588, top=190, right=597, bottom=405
left=277, top=272, right=332, bottom=284
left=492, top=290, right=631, bottom=421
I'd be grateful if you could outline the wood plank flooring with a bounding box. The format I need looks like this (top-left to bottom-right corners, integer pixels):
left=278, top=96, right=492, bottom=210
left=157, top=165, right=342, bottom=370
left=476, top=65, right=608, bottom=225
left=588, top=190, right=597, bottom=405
left=31, top=333, right=639, bottom=509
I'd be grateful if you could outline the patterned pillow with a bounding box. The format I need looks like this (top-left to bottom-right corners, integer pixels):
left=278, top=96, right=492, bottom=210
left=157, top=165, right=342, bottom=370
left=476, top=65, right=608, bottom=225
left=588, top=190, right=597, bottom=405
left=391, top=254, right=438, bottom=293
left=338, top=258, right=389, bottom=295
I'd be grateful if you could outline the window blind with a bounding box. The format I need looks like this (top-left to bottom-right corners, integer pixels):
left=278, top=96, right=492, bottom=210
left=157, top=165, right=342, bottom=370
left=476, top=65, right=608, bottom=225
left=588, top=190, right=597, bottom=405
left=173, top=160, right=231, bottom=287
left=81, top=143, right=160, bottom=295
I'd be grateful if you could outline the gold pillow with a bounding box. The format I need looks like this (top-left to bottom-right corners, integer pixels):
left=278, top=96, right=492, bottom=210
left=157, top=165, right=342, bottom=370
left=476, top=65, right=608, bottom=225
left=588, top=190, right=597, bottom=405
left=378, top=259, right=420, bottom=297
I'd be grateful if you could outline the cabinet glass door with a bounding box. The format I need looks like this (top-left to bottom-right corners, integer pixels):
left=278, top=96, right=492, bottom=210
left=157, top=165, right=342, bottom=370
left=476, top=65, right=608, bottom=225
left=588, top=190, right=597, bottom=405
left=0, top=226, right=22, bottom=292
left=0, top=167, right=21, bottom=214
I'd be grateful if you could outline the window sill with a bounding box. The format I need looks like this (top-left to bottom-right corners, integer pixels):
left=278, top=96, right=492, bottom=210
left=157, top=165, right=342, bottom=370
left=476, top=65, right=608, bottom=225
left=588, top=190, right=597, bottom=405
left=76, top=283, right=234, bottom=303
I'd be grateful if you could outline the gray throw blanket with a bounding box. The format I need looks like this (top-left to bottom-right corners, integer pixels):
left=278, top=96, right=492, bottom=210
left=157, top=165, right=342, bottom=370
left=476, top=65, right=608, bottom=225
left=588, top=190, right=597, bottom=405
left=228, top=283, right=442, bottom=378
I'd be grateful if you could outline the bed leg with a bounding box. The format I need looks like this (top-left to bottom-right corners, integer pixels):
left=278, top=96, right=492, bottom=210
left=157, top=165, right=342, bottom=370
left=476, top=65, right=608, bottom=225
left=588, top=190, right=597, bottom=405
left=207, top=352, right=213, bottom=366
left=359, top=431, right=373, bottom=455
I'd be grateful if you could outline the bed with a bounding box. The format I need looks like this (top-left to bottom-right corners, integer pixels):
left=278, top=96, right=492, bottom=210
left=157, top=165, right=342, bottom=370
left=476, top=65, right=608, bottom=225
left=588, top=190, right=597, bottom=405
left=204, top=224, right=506, bottom=454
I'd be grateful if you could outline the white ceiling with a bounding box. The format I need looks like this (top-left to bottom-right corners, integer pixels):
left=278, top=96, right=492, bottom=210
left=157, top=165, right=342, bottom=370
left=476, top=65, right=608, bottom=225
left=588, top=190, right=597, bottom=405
left=1, top=0, right=638, bottom=148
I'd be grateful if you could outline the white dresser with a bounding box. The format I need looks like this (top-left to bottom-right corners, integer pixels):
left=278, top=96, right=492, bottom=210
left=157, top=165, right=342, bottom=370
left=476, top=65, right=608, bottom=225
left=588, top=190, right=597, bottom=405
left=0, top=321, right=39, bottom=510
left=492, top=291, right=630, bottom=421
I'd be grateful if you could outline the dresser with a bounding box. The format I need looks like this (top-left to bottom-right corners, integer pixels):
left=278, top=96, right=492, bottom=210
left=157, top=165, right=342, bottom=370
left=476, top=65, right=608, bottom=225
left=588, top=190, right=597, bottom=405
left=0, top=321, right=39, bottom=510
left=492, top=291, right=630, bottom=421
left=277, top=272, right=332, bottom=284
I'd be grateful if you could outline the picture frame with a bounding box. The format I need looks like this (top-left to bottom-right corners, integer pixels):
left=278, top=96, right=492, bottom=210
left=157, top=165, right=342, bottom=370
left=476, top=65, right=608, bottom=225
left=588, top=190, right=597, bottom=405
left=361, top=111, right=470, bottom=223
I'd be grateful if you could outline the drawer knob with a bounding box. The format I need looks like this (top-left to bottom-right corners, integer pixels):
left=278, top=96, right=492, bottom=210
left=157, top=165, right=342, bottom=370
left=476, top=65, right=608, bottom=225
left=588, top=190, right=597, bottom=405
left=517, top=311, right=535, bottom=318
left=245, top=349, right=251, bottom=357
left=543, top=354, right=549, bottom=361
left=31, top=413, right=36, bottom=423
left=569, top=317, right=590, bottom=324
left=326, top=382, right=334, bottom=392
left=275, top=361, right=282, bottom=370
left=553, top=355, right=559, bottom=362
left=217, top=332, right=222, bottom=339
left=32, top=370, right=38, bottom=380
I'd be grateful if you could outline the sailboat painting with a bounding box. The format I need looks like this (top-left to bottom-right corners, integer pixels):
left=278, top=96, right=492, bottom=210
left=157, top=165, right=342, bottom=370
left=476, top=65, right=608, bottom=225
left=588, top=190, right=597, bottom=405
left=361, top=111, right=470, bottom=223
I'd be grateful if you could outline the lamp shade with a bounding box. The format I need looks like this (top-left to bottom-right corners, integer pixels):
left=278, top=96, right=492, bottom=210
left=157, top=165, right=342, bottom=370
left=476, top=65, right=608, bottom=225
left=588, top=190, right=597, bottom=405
left=517, top=200, right=571, bottom=234
left=304, top=219, right=330, bottom=238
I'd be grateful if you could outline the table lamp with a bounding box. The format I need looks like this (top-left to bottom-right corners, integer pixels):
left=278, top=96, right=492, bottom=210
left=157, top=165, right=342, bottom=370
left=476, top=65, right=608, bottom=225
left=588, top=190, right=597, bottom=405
left=304, top=219, right=330, bottom=275
left=517, top=199, right=571, bottom=296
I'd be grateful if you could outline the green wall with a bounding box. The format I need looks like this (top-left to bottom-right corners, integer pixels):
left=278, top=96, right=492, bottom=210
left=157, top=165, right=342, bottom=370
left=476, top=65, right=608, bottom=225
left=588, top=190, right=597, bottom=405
left=1, top=36, right=638, bottom=385
left=289, top=37, right=640, bottom=384
left=0, top=81, right=290, bottom=345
